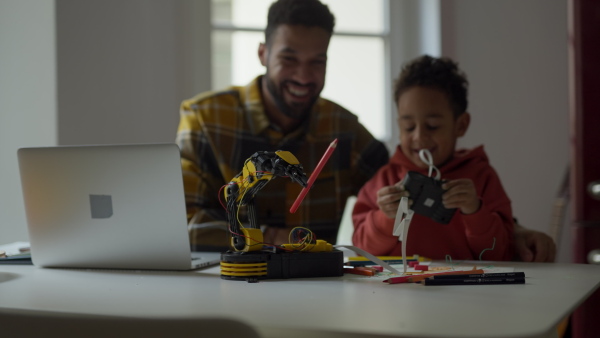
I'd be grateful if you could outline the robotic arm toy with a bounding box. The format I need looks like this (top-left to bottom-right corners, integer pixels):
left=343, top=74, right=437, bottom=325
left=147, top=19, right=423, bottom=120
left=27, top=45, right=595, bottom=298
left=224, top=150, right=308, bottom=251
left=219, top=147, right=344, bottom=282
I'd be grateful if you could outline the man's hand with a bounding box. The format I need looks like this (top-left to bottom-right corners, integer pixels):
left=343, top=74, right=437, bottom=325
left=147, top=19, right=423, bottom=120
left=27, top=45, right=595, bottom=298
left=442, top=179, right=481, bottom=215
left=377, top=182, right=409, bottom=219
left=514, top=224, right=556, bottom=262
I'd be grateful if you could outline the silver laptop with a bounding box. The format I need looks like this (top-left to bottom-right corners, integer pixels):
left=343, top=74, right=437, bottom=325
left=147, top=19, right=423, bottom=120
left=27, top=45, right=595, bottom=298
left=17, top=143, right=221, bottom=270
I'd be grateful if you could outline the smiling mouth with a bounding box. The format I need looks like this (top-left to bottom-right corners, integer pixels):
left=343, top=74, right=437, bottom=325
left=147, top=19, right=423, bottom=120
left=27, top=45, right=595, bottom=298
left=288, top=86, right=309, bottom=97
left=284, top=81, right=314, bottom=101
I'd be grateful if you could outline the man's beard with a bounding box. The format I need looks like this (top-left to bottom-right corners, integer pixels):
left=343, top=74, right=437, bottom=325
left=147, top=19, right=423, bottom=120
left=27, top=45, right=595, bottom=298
left=265, top=75, right=318, bottom=120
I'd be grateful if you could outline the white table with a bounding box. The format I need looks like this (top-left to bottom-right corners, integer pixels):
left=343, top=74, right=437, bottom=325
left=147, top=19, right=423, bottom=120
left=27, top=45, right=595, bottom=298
left=1, top=260, right=599, bottom=338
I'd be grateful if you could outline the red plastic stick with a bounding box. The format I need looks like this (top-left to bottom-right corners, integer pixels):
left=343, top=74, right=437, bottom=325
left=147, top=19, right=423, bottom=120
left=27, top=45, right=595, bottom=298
left=289, top=139, right=338, bottom=213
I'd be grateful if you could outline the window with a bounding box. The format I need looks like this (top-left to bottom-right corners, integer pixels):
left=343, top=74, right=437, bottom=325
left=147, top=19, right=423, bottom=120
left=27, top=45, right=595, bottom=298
left=211, top=0, right=390, bottom=141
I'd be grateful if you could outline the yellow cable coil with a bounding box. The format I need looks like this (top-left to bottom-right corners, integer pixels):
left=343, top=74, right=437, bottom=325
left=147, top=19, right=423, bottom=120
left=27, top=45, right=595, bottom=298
left=220, top=261, right=268, bottom=277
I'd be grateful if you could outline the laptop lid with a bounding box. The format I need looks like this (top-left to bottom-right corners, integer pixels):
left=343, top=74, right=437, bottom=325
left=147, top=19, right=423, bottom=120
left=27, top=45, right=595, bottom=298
left=17, top=143, right=220, bottom=270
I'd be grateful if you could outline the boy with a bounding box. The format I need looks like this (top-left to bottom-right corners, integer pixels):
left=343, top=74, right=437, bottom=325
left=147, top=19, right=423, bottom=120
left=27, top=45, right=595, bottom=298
left=352, top=55, right=514, bottom=260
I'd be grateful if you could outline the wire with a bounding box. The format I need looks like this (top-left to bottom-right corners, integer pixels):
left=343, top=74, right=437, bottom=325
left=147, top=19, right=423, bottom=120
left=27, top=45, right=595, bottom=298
left=287, top=227, right=316, bottom=251
left=224, top=226, right=295, bottom=253
left=478, top=237, right=496, bottom=260
left=218, top=182, right=238, bottom=211
left=236, top=188, right=251, bottom=229
left=444, top=255, right=464, bottom=270
left=418, top=149, right=441, bottom=180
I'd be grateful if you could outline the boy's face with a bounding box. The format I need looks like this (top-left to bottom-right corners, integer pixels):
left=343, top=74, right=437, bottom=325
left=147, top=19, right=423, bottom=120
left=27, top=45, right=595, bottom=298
left=259, top=24, right=330, bottom=120
left=397, top=86, right=470, bottom=169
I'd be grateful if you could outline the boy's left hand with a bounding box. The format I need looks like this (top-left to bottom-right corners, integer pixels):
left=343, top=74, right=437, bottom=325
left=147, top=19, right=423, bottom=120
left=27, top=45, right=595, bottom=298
left=441, top=179, right=481, bottom=215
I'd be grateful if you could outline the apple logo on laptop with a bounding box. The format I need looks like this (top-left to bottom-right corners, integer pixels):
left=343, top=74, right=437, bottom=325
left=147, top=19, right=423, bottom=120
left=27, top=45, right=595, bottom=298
left=89, top=194, right=113, bottom=219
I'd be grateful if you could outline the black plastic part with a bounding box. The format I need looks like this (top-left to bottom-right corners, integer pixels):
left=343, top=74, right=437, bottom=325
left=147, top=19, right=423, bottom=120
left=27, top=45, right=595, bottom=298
left=402, top=171, right=456, bottom=224
left=232, top=236, right=246, bottom=251
left=220, top=250, right=344, bottom=282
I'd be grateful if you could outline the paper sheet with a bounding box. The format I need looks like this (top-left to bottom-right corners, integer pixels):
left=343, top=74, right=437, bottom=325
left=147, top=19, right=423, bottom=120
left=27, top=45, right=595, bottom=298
left=0, top=241, right=30, bottom=256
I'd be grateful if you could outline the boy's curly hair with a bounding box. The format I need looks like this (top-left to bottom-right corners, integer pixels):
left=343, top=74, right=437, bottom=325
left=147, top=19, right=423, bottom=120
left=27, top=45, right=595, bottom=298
left=393, top=55, right=469, bottom=118
left=265, top=0, right=335, bottom=45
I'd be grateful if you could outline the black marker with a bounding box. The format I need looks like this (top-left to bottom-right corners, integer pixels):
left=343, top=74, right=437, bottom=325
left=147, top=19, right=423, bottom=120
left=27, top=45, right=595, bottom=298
left=422, top=277, right=525, bottom=286
left=428, top=272, right=525, bottom=280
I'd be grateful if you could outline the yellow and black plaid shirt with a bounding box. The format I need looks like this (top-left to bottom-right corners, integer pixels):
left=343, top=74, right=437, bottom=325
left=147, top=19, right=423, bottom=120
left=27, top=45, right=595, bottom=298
left=176, top=76, right=388, bottom=250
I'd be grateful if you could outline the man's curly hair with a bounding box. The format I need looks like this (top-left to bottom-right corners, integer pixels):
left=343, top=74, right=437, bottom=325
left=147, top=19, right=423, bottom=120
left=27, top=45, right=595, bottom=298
left=393, top=55, right=469, bottom=118
left=265, top=0, right=335, bottom=46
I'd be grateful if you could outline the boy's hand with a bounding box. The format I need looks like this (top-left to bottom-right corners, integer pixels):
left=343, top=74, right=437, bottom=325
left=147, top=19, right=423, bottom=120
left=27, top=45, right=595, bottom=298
left=377, top=182, right=410, bottom=219
left=442, top=179, right=481, bottom=215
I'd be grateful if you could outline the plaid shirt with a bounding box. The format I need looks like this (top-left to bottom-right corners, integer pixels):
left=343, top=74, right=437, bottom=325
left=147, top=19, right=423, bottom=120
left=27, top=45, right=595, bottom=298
left=176, top=76, right=388, bottom=250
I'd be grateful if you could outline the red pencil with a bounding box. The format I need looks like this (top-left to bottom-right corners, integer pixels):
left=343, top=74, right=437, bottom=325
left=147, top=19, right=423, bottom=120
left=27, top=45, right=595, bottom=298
left=289, top=139, right=338, bottom=213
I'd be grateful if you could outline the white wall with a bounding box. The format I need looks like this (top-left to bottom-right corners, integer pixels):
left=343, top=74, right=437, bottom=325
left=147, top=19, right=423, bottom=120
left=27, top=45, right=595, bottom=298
left=56, top=0, right=211, bottom=145
left=0, top=1, right=58, bottom=243
left=0, top=0, right=211, bottom=243
left=440, top=0, right=570, bottom=262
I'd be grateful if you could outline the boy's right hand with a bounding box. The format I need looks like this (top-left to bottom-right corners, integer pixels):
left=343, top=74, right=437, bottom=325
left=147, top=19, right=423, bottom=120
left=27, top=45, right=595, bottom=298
left=377, top=182, right=410, bottom=219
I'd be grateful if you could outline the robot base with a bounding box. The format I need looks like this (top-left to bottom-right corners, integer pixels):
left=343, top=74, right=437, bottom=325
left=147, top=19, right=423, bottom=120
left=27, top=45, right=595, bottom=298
left=220, top=249, right=344, bottom=283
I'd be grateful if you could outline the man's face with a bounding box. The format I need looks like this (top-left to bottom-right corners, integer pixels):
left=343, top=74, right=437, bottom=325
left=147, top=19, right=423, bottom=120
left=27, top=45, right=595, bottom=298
left=397, top=86, right=470, bottom=169
left=259, top=24, right=330, bottom=120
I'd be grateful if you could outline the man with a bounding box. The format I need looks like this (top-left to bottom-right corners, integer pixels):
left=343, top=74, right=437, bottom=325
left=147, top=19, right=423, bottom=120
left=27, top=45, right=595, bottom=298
left=177, top=0, right=388, bottom=251
left=176, top=0, right=555, bottom=262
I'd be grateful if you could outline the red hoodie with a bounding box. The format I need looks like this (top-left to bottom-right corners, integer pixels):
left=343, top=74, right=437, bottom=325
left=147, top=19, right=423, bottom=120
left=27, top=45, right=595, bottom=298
left=352, top=145, right=514, bottom=261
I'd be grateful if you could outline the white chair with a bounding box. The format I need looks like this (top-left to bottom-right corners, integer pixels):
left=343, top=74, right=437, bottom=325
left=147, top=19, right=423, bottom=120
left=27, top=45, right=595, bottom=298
left=336, top=196, right=357, bottom=245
